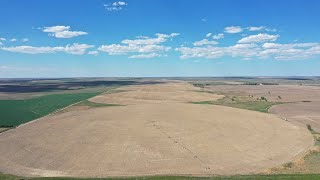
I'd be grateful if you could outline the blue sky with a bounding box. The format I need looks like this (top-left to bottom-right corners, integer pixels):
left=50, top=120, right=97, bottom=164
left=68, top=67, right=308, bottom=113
left=0, top=0, right=320, bottom=77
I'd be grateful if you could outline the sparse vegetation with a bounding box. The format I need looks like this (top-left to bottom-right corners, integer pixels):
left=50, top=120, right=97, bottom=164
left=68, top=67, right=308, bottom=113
left=283, top=162, right=294, bottom=168
left=307, top=124, right=314, bottom=133
left=192, top=96, right=279, bottom=113
left=258, top=96, right=268, bottom=101
left=271, top=124, right=320, bottom=174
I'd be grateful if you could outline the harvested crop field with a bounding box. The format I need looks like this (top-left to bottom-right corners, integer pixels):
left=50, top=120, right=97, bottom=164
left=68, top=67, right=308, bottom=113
left=207, top=85, right=320, bottom=102
left=0, top=81, right=314, bottom=177
left=90, top=81, right=224, bottom=105
left=270, top=101, right=320, bottom=132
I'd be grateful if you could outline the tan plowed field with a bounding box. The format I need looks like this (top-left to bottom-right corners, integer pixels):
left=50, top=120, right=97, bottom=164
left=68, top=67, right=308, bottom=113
left=270, top=101, right=320, bottom=132
left=0, top=82, right=314, bottom=177
left=90, top=81, right=224, bottom=105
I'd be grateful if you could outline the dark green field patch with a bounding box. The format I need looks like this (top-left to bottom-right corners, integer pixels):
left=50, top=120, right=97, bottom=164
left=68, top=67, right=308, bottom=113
left=0, top=93, right=101, bottom=127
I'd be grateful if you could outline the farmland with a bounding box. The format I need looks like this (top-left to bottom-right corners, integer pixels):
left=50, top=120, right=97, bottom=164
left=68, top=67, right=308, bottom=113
left=0, top=92, right=101, bottom=127
left=0, top=77, right=320, bottom=179
left=192, top=95, right=280, bottom=113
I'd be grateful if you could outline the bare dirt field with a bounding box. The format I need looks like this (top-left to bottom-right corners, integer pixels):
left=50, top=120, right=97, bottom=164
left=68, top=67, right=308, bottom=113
left=90, top=81, right=224, bottom=105
left=207, top=85, right=320, bottom=102
left=0, top=81, right=314, bottom=177
left=270, top=101, right=320, bottom=132
left=207, top=84, right=320, bottom=132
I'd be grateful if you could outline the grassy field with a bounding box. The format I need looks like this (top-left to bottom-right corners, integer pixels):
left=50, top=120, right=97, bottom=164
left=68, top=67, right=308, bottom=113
left=0, top=92, right=102, bottom=127
left=269, top=126, right=320, bottom=174
left=192, top=95, right=280, bottom=113
left=1, top=173, right=320, bottom=180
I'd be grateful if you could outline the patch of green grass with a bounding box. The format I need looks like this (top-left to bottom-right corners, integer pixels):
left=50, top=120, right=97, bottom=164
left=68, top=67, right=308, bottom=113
left=77, top=100, right=121, bottom=108
left=2, top=173, right=320, bottom=180
left=192, top=96, right=280, bottom=113
left=0, top=92, right=102, bottom=127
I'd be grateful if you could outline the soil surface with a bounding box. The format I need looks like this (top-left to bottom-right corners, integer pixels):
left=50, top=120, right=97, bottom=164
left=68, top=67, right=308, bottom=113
left=0, top=82, right=314, bottom=177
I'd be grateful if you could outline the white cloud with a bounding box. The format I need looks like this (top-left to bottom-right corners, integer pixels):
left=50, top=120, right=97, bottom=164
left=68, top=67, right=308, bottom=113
left=0, top=65, right=9, bottom=70
left=121, top=33, right=179, bottom=46
left=42, top=25, right=87, bottom=38
left=0, top=38, right=5, bottom=45
left=88, top=51, right=99, bottom=55
left=10, top=38, right=17, bottom=42
left=129, top=53, right=161, bottom=59
left=259, top=42, right=320, bottom=60
left=212, top=33, right=224, bottom=39
left=224, top=26, right=243, bottom=34
left=247, top=26, right=265, bottom=31
left=1, top=43, right=93, bottom=55
left=193, top=39, right=218, bottom=46
left=21, top=38, right=29, bottom=42
left=98, top=33, right=178, bottom=58
left=176, top=43, right=259, bottom=59
left=247, top=26, right=277, bottom=32
left=262, top=42, right=318, bottom=49
left=206, top=33, right=212, bottom=38
left=238, top=33, right=279, bottom=43
left=104, top=1, right=128, bottom=11
left=176, top=40, right=320, bottom=61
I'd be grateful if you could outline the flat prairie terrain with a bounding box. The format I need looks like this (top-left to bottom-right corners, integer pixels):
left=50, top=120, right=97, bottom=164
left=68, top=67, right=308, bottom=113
left=207, top=84, right=320, bottom=132
left=90, top=81, right=224, bottom=105
left=0, top=81, right=313, bottom=177
left=270, top=101, right=320, bottom=132
left=207, top=85, right=320, bottom=102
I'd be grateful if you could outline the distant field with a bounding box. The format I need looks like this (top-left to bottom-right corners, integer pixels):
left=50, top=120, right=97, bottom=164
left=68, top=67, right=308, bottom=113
left=0, top=92, right=101, bottom=127
left=193, top=95, right=280, bottom=113
left=2, top=173, right=320, bottom=180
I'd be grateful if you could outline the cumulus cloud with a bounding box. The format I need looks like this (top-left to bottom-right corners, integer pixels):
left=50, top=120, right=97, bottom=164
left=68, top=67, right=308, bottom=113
left=0, top=38, right=5, bottom=45
left=224, top=26, right=243, bottom=34
left=238, top=33, right=279, bottom=43
left=247, top=26, right=277, bottom=32
left=1, top=43, right=93, bottom=55
left=259, top=42, right=320, bottom=60
left=88, top=51, right=99, bottom=55
left=206, top=33, right=212, bottom=38
left=212, top=33, right=224, bottom=39
left=176, top=43, right=259, bottom=59
left=129, top=53, right=161, bottom=59
left=193, top=39, right=218, bottom=46
left=42, top=25, right=87, bottom=38
left=10, top=38, right=17, bottom=42
left=98, top=33, right=179, bottom=58
left=104, top=1, right=128, bottom=11
left=176, top=40, right=320, bottom=61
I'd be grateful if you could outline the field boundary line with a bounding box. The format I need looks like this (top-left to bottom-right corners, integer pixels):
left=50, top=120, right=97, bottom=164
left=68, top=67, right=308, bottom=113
left=0, top=88, right=115, bottom=135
